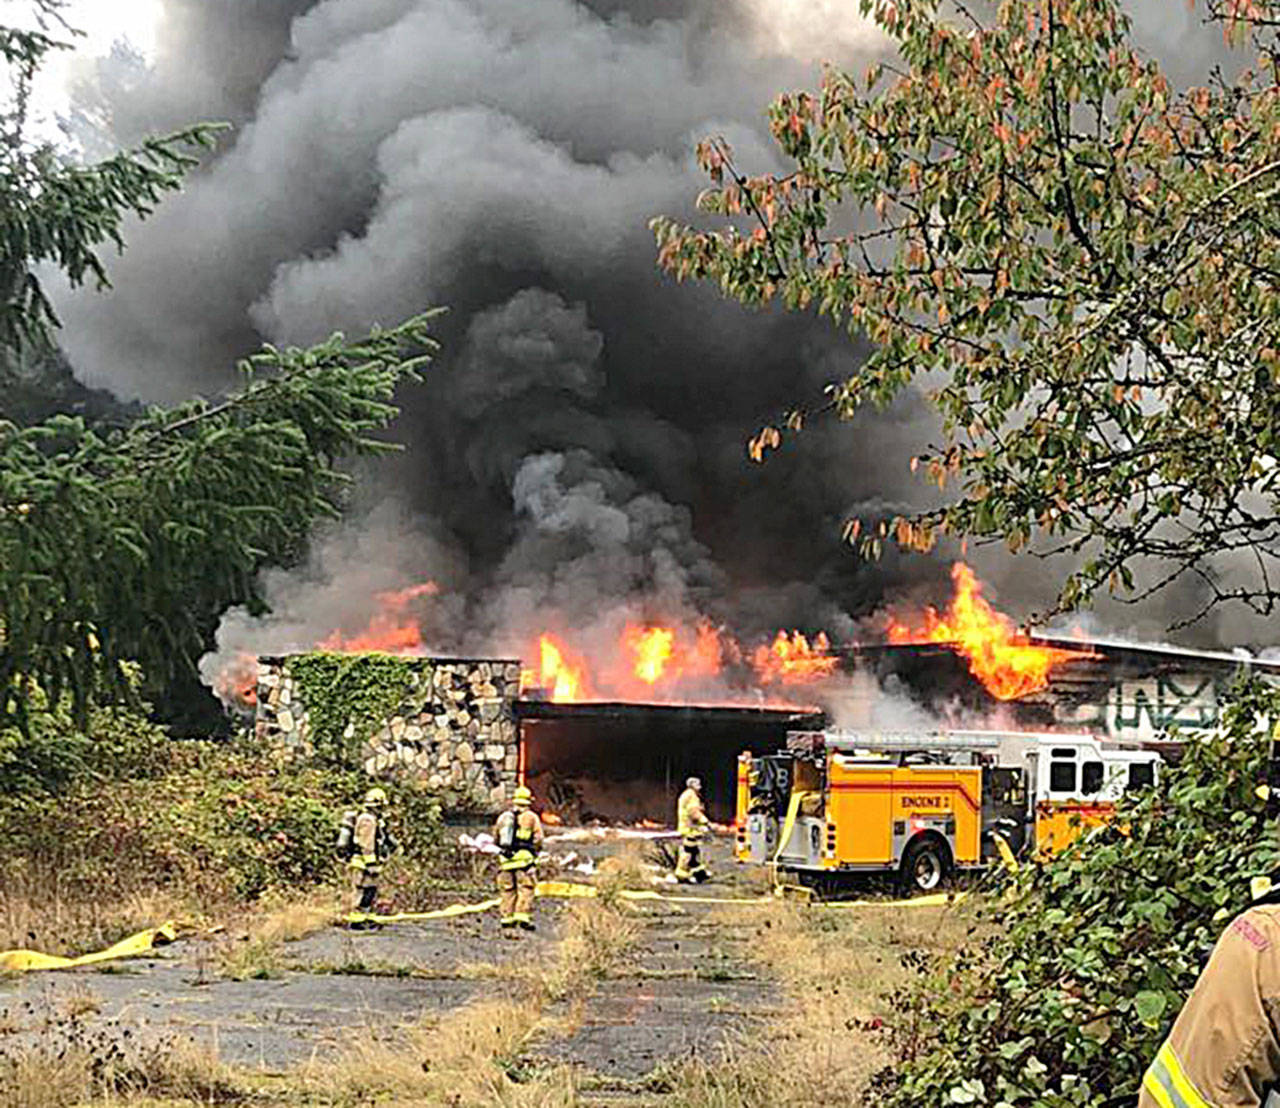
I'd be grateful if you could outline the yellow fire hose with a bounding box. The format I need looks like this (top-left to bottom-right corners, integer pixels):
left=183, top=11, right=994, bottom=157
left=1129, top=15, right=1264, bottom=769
left=0, top=922, right=179, bottom=974
left=2, top=882, right=964, bottom=973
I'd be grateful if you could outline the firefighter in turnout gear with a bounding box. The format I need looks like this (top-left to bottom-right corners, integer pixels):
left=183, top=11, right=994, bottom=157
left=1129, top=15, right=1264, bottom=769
left=495, top=785, right=543, bottom=930
left=347, top=787, right=394, bottom=921
left=1139, top=780, right=1280, bottom=1108
left=675, top=776, right=710, bottom=883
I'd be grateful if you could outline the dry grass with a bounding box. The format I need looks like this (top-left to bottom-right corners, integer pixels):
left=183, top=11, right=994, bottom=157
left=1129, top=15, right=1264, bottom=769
left=214, top=887, right=339, bottom=981
left=593, top=841, right=650, bottom=899
left=543, top=899, right=641, bottom=1000
left=0, top=1018, right=244, bottom=1108
left=215, top=932, right=284, bottom=982
left=300, top=997, right=577, bottom=1106
left=0, top=877, right=193, bottom=961
left=58, top=985, right=102, bottom=1020
left=250, top=887, right=339, bottom=944
left=659, top=898, right=976, bottom=1106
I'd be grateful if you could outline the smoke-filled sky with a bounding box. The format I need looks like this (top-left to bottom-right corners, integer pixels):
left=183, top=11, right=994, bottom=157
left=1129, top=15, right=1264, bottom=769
left=34, top=0, right=1272, bottom=685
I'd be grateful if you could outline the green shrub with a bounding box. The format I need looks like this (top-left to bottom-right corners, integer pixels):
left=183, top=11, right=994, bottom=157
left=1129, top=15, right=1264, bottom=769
left=876, top=677, right=1280, bottom=1107
left=0, top=681, right=169, bottom=797
left=0, top=735, right=450, bottom=906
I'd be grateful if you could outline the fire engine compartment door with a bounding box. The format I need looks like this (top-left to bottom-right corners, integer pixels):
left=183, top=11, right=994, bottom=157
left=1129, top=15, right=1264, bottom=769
left=745, top=755, right=792, bottom=863
left=827, top=760, right=894, bottom=865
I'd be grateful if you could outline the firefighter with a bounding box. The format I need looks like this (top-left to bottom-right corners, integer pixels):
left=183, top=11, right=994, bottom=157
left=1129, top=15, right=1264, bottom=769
left=675, top=776, right=710, bottom=883
left=1139, top=782, right=1280, bottom=1107
left=348, top=786, right=393, bottom=922
left=495, top=785, right=543, bottom=931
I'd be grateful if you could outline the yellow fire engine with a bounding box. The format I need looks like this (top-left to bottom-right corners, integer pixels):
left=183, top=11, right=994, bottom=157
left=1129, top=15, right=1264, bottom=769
left=734, top=729, right=1160, bottom=893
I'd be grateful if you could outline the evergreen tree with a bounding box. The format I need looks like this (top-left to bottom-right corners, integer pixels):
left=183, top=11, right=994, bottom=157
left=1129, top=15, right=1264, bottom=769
left=0, top=4, right=439, bottom=725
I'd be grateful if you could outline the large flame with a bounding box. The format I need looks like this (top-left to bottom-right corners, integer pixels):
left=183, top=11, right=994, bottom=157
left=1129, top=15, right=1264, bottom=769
left=523, top=620, right=834, bottom=703
left=317, top=582, right=439, bottom=653
left=627, top=625, right=675, bottom=685
left=887, top=563, right=1090, bottom=700
left=215, top=582, right=439, bottom=710
left=536, top=635, right=590, bottom=701
left=752, top=630, right=838, bottom=684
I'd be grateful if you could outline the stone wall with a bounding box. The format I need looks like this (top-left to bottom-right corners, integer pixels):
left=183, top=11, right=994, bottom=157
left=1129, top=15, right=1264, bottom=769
left=255, top=654, right=522, bottom=811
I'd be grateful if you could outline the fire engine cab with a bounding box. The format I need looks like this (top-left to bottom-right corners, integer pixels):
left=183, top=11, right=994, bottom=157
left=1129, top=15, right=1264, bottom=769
left=734, top=729, right=1161, bottom=894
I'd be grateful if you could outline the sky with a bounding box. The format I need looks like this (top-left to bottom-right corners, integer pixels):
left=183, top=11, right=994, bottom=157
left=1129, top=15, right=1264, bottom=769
left=0, top=0, right=160, bottom=133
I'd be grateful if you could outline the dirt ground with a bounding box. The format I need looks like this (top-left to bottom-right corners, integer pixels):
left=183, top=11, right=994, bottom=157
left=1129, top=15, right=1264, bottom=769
left=0, top=830, right=960, bottom=1104
left=0, top=835, right=760, bottom=1074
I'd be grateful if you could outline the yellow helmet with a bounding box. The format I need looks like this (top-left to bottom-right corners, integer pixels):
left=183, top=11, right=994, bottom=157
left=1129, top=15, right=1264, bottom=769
left=512, top=785, right=533, bottom=808
left=364, top=787, right=388, bottom=808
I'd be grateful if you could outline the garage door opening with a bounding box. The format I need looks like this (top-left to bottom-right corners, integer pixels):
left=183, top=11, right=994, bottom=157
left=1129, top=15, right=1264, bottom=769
left=515, top=700, right=826, bottom=824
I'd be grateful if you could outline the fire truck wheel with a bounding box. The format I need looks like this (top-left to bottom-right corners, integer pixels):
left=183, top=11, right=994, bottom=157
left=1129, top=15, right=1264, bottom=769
left=900, top=836, right=950, bottom=894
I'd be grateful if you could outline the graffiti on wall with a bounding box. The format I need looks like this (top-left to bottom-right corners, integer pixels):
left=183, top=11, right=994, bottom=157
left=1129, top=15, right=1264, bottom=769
left=1057, top=672, right=1224, bottom=742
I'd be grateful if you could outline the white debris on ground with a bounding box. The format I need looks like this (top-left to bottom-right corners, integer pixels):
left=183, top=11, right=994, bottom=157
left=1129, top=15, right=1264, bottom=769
left=544, top=827, right=681, bottom=844
left=458, top=831, right=500, bottom=854
left=455, top=832, right=596, bottom=873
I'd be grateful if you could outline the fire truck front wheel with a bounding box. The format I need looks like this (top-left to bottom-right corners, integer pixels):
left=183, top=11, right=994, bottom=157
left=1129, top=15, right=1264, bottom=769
left=899, top=835, right=950, bottom=895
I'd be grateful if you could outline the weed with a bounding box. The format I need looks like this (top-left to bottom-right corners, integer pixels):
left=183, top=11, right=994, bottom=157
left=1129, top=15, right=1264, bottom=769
left=594, top=842, right=650, bottom=904
left=660, top=900, right=974, bottom=1106
left=0, top=1012, right=244, bottom=1107
left=300, top=997, right=576, bottom=1106
left=216, top=934, right=283, bottom=982
left=59, top=986, right=101, bottom=1019
left=544, top=900, right=640, bottom=1000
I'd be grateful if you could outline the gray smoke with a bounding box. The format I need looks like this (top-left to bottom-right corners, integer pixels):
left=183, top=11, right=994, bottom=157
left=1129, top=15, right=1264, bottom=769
left=47, top=0, right=1275, bottom=697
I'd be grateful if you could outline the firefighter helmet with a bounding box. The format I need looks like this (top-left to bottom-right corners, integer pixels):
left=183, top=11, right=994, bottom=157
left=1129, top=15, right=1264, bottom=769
left=364, top=786, right=388, bottom=809
left=512, top=785, right=533, bottom=808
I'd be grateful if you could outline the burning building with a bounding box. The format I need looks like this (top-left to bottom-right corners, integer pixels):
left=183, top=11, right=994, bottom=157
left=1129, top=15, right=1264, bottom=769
left=243, top=561, right=1280, bottom=823
left=855, top=564, right=1280, bottom=743
left=252, top=650, right=822, bottom=823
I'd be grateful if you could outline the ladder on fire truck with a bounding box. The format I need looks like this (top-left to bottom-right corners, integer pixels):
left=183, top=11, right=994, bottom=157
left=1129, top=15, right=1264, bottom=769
left=787, top=729, right=1008, bottom=755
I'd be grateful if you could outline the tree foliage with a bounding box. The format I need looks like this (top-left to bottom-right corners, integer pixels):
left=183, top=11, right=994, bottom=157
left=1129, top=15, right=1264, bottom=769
left=0, top=5, right=221, bottom=366
left=0, top=4, right=441, bottom=725
left=872, top=677, right=1280, bottom=1106
left=654, top=0, right=1280, bottom=623
left=0, top=317, right=439, bottom=726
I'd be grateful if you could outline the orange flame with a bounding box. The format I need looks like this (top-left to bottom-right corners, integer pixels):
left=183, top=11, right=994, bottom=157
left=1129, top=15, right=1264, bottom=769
left=751, top=630, right=838, bottom=684
left=626, top=625, right=676, bottom=685
left=525, top=619, right=831, bottom=704
left=887, top=563, right=1089, bottom=700
left=317, top=582, right=438, bottom=654
left=217, top=582, right=437, bottom=708
left=538, top=635, right=589, bottom=701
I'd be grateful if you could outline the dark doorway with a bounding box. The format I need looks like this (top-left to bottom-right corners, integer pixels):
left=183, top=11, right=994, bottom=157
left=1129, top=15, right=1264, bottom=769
left=515, top=700, right=825, bottom=823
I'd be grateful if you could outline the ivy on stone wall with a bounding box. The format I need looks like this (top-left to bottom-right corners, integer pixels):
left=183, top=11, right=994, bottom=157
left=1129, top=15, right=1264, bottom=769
left=287, top=653, right=425, bottom=764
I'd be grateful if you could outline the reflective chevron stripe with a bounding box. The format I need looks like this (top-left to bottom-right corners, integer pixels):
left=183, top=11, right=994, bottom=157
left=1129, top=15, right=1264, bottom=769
left=1143, top=1042, right=1213, bottom=1108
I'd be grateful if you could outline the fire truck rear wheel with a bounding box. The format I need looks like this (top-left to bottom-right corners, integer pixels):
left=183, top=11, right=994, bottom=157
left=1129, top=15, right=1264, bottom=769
left=900, top=836, right=950, bottom=894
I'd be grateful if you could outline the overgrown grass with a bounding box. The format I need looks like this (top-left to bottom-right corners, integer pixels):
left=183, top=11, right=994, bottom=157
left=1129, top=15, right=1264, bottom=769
left=0, top=728, right=461, bottom=960
left=300, top=998, right=570, bottom=1105
left=0, top=880, right=193, bottom=962
left=285, top=899, right=639, bottom=1106
left=659, top=899, right=975, bottom=1106
left=0, top=1014, right=243, bottom=1108
left=545, top=900, right=641, bottom=999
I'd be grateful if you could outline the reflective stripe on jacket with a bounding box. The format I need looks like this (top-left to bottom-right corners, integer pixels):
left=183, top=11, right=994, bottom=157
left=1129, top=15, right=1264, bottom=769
left=1143, top=1042, right=1213, bottom=1108
left=1139, top=903, right=1280, bottom=1107
left=677, top=787, right=706, bottom=840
